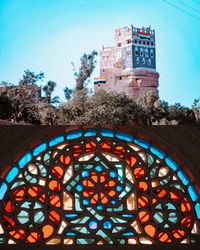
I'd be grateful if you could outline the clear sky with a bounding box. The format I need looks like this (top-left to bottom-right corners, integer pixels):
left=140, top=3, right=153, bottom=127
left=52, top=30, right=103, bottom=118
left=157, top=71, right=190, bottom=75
left=0, top=0, right=200, bottom=107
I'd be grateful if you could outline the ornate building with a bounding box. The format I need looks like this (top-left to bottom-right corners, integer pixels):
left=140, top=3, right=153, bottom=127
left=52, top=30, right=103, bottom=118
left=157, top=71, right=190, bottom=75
left=94, top=25, right=159, bottom=99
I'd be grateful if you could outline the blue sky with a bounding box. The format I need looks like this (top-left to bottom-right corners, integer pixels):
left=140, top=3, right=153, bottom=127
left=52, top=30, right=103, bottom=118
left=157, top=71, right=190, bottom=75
left=0, top=0, right=200, bottom=107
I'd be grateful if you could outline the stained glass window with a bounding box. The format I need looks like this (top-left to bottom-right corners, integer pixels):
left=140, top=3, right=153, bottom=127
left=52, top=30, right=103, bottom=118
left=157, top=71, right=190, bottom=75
left=0, top=126, right=200, bottom=245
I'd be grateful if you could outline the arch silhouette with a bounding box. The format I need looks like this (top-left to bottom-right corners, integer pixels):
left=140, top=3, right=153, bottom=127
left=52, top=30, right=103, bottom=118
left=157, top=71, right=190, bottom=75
left=0, top=126, right=200, bottom=245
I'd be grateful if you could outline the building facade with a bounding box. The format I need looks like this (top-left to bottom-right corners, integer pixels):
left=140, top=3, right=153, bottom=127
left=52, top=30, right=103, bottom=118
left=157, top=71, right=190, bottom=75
left=94, top=25, right=159, bottom=99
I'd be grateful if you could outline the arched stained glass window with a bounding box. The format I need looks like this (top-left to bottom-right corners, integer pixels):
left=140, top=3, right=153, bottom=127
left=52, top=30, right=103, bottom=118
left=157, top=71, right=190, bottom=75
left=0, top=126, right=200, bottom=245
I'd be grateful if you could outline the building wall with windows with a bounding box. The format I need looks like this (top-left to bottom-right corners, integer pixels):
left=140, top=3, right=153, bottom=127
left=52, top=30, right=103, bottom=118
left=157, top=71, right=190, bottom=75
left=94, top=25, right=159, bottom=99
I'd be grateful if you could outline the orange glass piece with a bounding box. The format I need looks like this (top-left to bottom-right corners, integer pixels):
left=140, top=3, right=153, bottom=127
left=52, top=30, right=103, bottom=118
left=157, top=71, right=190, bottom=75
left=126, top=155, right=137, bottom=167
left=49, top=195, right=61, bottom=207
left=115, top=146, right=125, bottom=158
left=90, top=172, right=98, bottom=183
left=2, top=215, right=15, bottom=228
left=181, top=198, right=191, bottom=212
left=100, top=141, right=111, bottom=152
left=26, top=232, right=40, bottom=243
left=139, top=211, right=150, bottom=224
left=170, top=189, right=181, bottom=201
left=172, top=229, right=186, bottom=239
left=49, top=210, right=60, bottom=225
left=138, top=196, right=149, bottom=208
left=86, top=141, right=96, bottom=152
left=82, top=180, right=94, bottom=187
left=145, top=224, right=156, bottom=238
left=52, top=166, right=64, bottom=179
left=181, top=215, right=192, bottom=228
left=42, top=224, right=54, bottom=239
left=100, top=192, right=109, bottom=204
left=100, top=172, right=108, bottom=183
left=91, top=193, right=98, bottom=204
left=137, top=182, right=148, bottom=193
left=105, top=180, right=116, bottom=187
left=158, top=232, right=171, bottom=242
left=105, top=190, right=116, bottom=197
left=9, top=229, right=25, bottom=239
left=152, top=198, right=157, bottom=204
left=28, top=187, right=43, bottom=197
left=12, top=187, right=25, bottom=201
left=83, top=190, right=95, bottom=197
left=3, top=199, right=14, bottom=213
left=134, top=167, right=145, bottom=178
left=72, top=145, right=82, bottom=157
left=155, top=189, right=167, bottom=199
left=60, top=154, right=70, bottom=165
left=49, top=180, right=61, bottom=192
left=39, top=193, right=46, bottom=203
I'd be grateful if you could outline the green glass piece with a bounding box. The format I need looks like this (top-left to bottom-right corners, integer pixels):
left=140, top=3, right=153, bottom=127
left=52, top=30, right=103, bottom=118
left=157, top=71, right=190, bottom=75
left=24, top=171, right=37, bottom=184
left=74, top=164, right=80, bottom=171
left=100, top=161, right=109, bottom=169
left=117, top=239, right=125, bottom=244
left=87, top=207, right=104, bottom=220
left=21, top=201, right=32, bottom=209
left=110, top=217, right=127, bottom=223
left=155, top=204, right=162, bottom=209
left=95, top=157, right=100, bottom=161
left=71, top=217, right=90, bottom=224
left=154, top=212, right=164, bottom=224
left=147, top=153, right=154, bottom=167
left=107, top=204, right=124, bottom=212
left=75, top=193, right=82, bottom=211
left=34, top=202, right=43, bottom=209
left=160, top=176, right=171, bottom=185
left=0, top=238, right=5, bottom=244
left=85, top=164, right=93, bottom=169
left=150, top=166, right=158, bottom=178
left=34, top=211, right=45, bottom=224
left=18, top=210, right=29, bottom=224
left=168, top=212, right=177, bottom=224
left=43, top=151, right=51, bottom=166
left=96, top=137, right=101, bottom=142
left=11, top=180, right=25, bottom=189
left=166, top=203, right=176, bottom=210
left=112, top=227, right=126, bottom=233
left=170, top=183, right=185, bottom=192
left=96, top=229, right=113, bottom=244
left=164, top=224, right=169, bottom=228
left=73, top=227, right=90, bottom=234
left=76, top=239, right=94, bottom=244
left=36, top=163, right=47, bottom=177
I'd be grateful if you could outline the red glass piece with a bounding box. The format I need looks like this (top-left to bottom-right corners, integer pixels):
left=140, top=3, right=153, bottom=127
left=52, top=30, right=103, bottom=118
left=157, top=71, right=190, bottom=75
left=39, top=193, right=46, bottom=203
left=100, top=141, right=111, bottom=152
left=28, top=186, right=43, bottom=197
left=105, top=189, right=116, bottom=197
left=3, top=199, right=14, bottom=213
left=49, top=180, right=61, bottom=192
left=60, top=154, right=70, bottom=165
left=52, top=166, right=64, bottom=178
left=26, top=232, right=40, bottom=243
left=126, top=155, right=136, bottom=167
left=72, top=145, right=82, bottom=157
left=83, top=190, right=95, bottom=197
left=91, top=193, right=98, bottom=204
left=100, top=172, right=108, bottom=183
left=181, top=197, right=191, bottom=212
left=9, top=229, right=25, bottom=239
left=172, top=229, right=186, bottom=239
left=90, top=172, right=98, bottom=183
left=100, top=192, right=109, bottom=204
left=49, top=195, right=61, bottom=207
left=158, top=232, right=171, bottom=242
left=170, top=189, right=181, bottom=201
left=2, top=215, right=15, bottom=228
left=155, top=189, right=167, bottom=199
left=13, top=187, right=25, bottom=201
left=181, top=215, right=192, bottom=228
left=137, top=182, right=148, bottom=193
left=82, top=180, right=94, bottom=187
left=134, top=167, right=145, bottom=178
left=114, top=146, right=125, bottom=158
left=104, top=180, right=116, bottom=187
left=138, top=196, right=149, bottom=208
left=49, top=210, right=60, bottom=225
left=139, top=210, right=150, bottom=224
left=86, top=141, right=96, bottom=152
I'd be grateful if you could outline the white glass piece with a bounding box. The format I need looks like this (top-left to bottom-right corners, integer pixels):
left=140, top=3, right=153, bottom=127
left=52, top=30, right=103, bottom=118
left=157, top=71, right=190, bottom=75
left=127, top=192, right=136, bottom=211
left=131, top=220, right=141, bottom=234
left=28, top=164, right=38, bottom=175
left=78, top=154, right=94, bottom=162
left=125, top=166, right=135, bottom=184
left=57, top=143, right=68, bottom=150
left=63, top=165, right=73, bottom=184
left=64, top=238, right=73, bottom=244
left=102, top=153, right=119, bottom=162
left=158, top=166, right=169, bottom=177
left=128, top=238, right=137, bottom=244
left=63, top=192, right=73, bottom=210
left=58, top=220, right=68, bottom=234
left=8, top=239, right=16, bottom=244
left=0, top=224, right=4, bottom=234
left=139, top=237, right=153, bottom=244
left=39, top=178, right=46, bottom=186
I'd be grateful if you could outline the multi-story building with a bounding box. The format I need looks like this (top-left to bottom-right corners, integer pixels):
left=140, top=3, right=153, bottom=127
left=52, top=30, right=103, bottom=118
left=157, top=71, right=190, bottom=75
left=94, top=25, right=159, bottom=98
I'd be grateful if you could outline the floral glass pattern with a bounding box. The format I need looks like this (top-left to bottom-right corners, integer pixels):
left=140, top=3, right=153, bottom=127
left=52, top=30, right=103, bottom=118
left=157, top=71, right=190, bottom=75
left=0, top=126, right=200, bottom=245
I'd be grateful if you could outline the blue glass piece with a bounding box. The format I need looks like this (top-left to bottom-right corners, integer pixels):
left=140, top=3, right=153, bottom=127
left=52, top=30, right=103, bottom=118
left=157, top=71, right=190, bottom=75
left=115, top=131, right=133, bottom=142
left=6, top=167, right=19, bottom=183
left=100, top=129, right=114, bottom=138
left=49, top=135, right=64, bottom=147
left=103, top=220, right=113, bottom=229
left=117, top=185, right=123, bottom=192
left=89, top=220, right=98, bottom=230
left=76, top=184, right=83, bottom=192
left=18, top=152, right=32, bottom=169
left=165, top=156, right=179, bottom=171
left=97, top=205, right=103, bottom=210
left=177, top=170, right=190, bottom=186
left=67, top=130, right=82, bottom=140
left=0, top=182, right=7, bottom=200
left=83, top=199, right=90, bottom=205
left=195, top=203, right=200, bottom=219
left=84, top=129, right=97, bottom=137
left=32, top=143, right=47, bottom=156
left=122, top=232, right=134, bottom=236
left=111, top=199, right=116, bottom=205
left=188, top=185, right=199, bottom=202
left=122, top=214, right=134, bottom=217
left=110, top=171, right=117, bottom=178
left=95, top=165, right=103, bottom=172
left=150, top=145, right=165, bottom=159
left=82, top=170, right=89, bottom=177
left=65, top=213, right=78, bottom=218
left=66, top=232, right=76, bottom=236
left=134, top=137, right=149, bottom=149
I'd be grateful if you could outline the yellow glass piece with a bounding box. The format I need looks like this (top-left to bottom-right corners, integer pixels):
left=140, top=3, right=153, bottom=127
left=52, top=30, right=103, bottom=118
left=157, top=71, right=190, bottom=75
left=97, top=240, right=104, bottom=245
left=131, top=220, right=142, bottom=234
left=78, top=153, right=94, bottom=162
left=63, top=165, right=73, bottom=184
left=151, top=180, right=159, bottom=188
left=158, top=166, right=169, bottom=177
left=58, top=220, right=68, bottom=234
left=8, top=239, right=16, bottom=244
left=46, top=238, right=61, bottom=245
left=64, top=238, right=73, bottom=245
left=128, top=238, right=137, bottom=244
left=127, top=192, right=136, bottom=211
left=63, top=192, right=73, bottom=210
left=125, top=166, right=135, bottom=184
left=139, top=237, right=153, bottom=244
left=102, top=152, right=119, bottom=162
left=57, top=143, right=68, bottom=150
left=28, top=164, right=38, bottom=175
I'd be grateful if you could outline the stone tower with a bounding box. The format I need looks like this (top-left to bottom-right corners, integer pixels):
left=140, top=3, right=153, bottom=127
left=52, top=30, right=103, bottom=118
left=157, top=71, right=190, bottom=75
left=94, top=25, right=159, bottom=98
